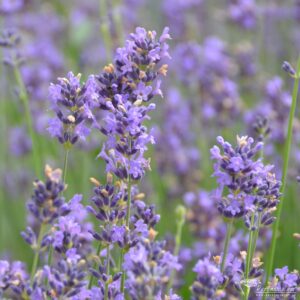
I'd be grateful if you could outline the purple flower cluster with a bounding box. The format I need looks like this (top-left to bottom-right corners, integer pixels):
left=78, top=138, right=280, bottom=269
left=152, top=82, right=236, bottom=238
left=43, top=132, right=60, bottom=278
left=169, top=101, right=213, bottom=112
left=182, top=188, right=271, bottom=270
left=0, top=28, right=22, bottom=66
left=1, top=2, right=66, bottom=133
left=0, top=0, right=23, bottom=14
left=41, top=195, right=92, bottom=299
left=211, top=135, right=281, bottom=224
left=87, top=174, right=128, bottom=246
left=269, top=266, right=300, bottom=300
left=8, top=126, right=31, bottom=157
left=162, top=0, right=203, bottom=39
left=191, top=256, right=225, bottom=299
left=51, top=194, right=93, bottom=257
left=93, top=27, right=171, bottom=180
left=224, top=253, right=263, bottom=294
left=184, top=190, right=225, bottom=257
left=171, top=42, right=202, bottom=87
left=245, top=76, right=292, bottom=145
left=17, top=7, right=64, bottom=102
left=155, top=88, right=200, bottom=188
left=12, top=165, right=92, bottom=299
left=22, top=165, right=67, bottom=227
left=48, top=72, right=94, bottom=146
left=123, top=238, right=181, bottom=300
left=87, top=174, right=163, bottom=293
left=2, top=0, right=300, bottom=298
left=43, top=257, right=87, bottom=299
left=0, top=261, right=29, bottom=298
left=172, top=38, right=241, bottom=126
left=191, top=252, right=264, bottom=299
left=228, top=0, right=258, bottom=30
left=234, top=42, right=257, bottom=78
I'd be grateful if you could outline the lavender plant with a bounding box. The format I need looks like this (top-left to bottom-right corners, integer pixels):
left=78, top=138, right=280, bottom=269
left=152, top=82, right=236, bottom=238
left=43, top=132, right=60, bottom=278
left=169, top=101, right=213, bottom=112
left=264, top=59, right=300, bottom=297
left=2, top=2, right=300, bottom=300
left=210, top=135, right=281, bottom=298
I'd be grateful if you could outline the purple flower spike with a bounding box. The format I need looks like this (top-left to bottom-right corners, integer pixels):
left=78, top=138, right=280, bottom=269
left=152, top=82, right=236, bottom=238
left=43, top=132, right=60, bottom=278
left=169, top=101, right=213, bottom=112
left=93, top=27, right=171, bottom=181
left=228, top=0, right=258, bottom=30
left=270, top=266, right=300, bottom=300
left=47, top=72, right=95, bottom=146
left=124, top=239, right=181, bottom=299
left=211, top=135, right=281, bottom=226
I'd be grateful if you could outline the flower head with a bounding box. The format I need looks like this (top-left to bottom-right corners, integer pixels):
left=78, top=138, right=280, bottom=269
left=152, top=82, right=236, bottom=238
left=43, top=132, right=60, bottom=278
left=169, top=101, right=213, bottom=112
left=48, top=72, right=94, bottom=146
left=211, top=135, right=281, bottom=224
left=124, top=239, right=181, bottom=299
left=93, top=27, right=171, bottom=181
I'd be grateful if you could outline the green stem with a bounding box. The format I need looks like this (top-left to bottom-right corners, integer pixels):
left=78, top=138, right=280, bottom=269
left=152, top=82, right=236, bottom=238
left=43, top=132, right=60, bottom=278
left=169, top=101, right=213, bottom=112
left=88, top=242, right=102, bottom=289
left=265, top=56, right=300, bottom=291
left=251, top=213, right=262, bottom=261
left=166, top=205, right=186, bottom=292
left=99, top=0, right=113, bottom=62
left=47, top=245, right=53, bottom=267
left=221, top=219, right=234, bottom=273
left=112, top=0, right=124, bottom=46
left=120, top=137, right=133, bottom=294
left=46, top=148, right=70, bottom=281
left=243, top=215, right=255, bottom=300
left=30, top=223, right=46, bottom=283
left=0, top=46, right=5, bottom=253
left=44, top=244, right=54, bottom=287
left=62, top=148, right=70, bottom=186
left=125, top=178, right=132, bottom=228
left=120, top=177, right=132, bottom=293
left=13, top=66, right=41, bottom=177
left=104, top=187, right=112, bottom=300
left=245, top=216, right=255, bottom=277
left=104, top=245, right=110, bottom=300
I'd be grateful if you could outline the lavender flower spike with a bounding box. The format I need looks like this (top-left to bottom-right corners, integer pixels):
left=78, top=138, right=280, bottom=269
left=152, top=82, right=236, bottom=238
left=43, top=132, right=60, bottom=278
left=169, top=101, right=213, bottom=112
left=211, top=136, right=263, bottom=218
left=94, top=27, right=171, bottom=180
left=48, top=72, right=94, bottom=146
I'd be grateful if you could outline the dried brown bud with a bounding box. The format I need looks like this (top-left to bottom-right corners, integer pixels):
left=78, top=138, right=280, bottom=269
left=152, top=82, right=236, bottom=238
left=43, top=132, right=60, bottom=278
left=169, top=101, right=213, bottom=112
left=103, top=64, right=114, bottom=73
left=90, top=177, right=101, bottom=186
left=159, top=64, right=168, bottom=76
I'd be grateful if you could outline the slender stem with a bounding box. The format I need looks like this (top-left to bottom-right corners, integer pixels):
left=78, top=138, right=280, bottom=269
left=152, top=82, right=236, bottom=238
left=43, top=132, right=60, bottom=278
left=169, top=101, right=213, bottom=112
left=125, top=178, right=132, bottom=228
left=120, top=137, right=132, bottom=293
left=62, top=148, right=70, bottom=186
left=112, top=0, right=124, bottom=46
left=104, top=245, right=110, bottom=300
left=44, top=244, right=54, bottom=287
left=88, top=242, right=102, bottom=289
left=265, top=56, right=300, bottom=289
left=46, top=148, right=70, bottom=281
left=105, top=188, right=112, bottom=300
left=221, top=219, right=234, bottom=272
left=30, top=223, right=45, bottom=283
left=47, top=245, right=53, bottom=267
left=99, top=0, right=113, bottom=62
left=251, top=214, right=261, bottom=259
left=167, top=205, right=185, bottom=292
left=13, top=65, right=41, bottom=177
left=120, top=176, right=132, bottom=293
left=0, top=46, right=6, bottom=252
left=243, top=214, right=255, bottom=300
left=245, top=215, right=255, bottom=277
left=243, top=149, right=264, bottom=299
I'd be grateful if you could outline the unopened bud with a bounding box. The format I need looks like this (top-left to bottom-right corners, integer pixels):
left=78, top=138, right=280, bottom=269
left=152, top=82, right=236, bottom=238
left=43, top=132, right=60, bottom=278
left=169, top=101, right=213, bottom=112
left=90, top=177, right=101, bottom=186
left=106, top=173, right=113, bottom=184
left=103, top=64, right=114, bottom=73
left=282, top=61, right=296, bottom=77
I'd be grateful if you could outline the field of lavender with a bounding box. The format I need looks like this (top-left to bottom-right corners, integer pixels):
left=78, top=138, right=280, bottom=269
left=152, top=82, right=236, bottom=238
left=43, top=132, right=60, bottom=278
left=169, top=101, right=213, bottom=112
left=1, top=0, right=300, bottom=299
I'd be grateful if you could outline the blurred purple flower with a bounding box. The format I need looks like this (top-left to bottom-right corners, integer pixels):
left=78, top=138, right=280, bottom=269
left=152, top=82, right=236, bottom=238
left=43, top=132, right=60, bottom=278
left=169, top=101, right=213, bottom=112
left=228, top=0, right=258, bottom=30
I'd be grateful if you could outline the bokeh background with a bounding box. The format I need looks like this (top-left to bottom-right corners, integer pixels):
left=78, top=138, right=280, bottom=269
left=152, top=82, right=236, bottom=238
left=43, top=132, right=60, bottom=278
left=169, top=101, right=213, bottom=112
left=1, top=0, right=300, bottom=297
